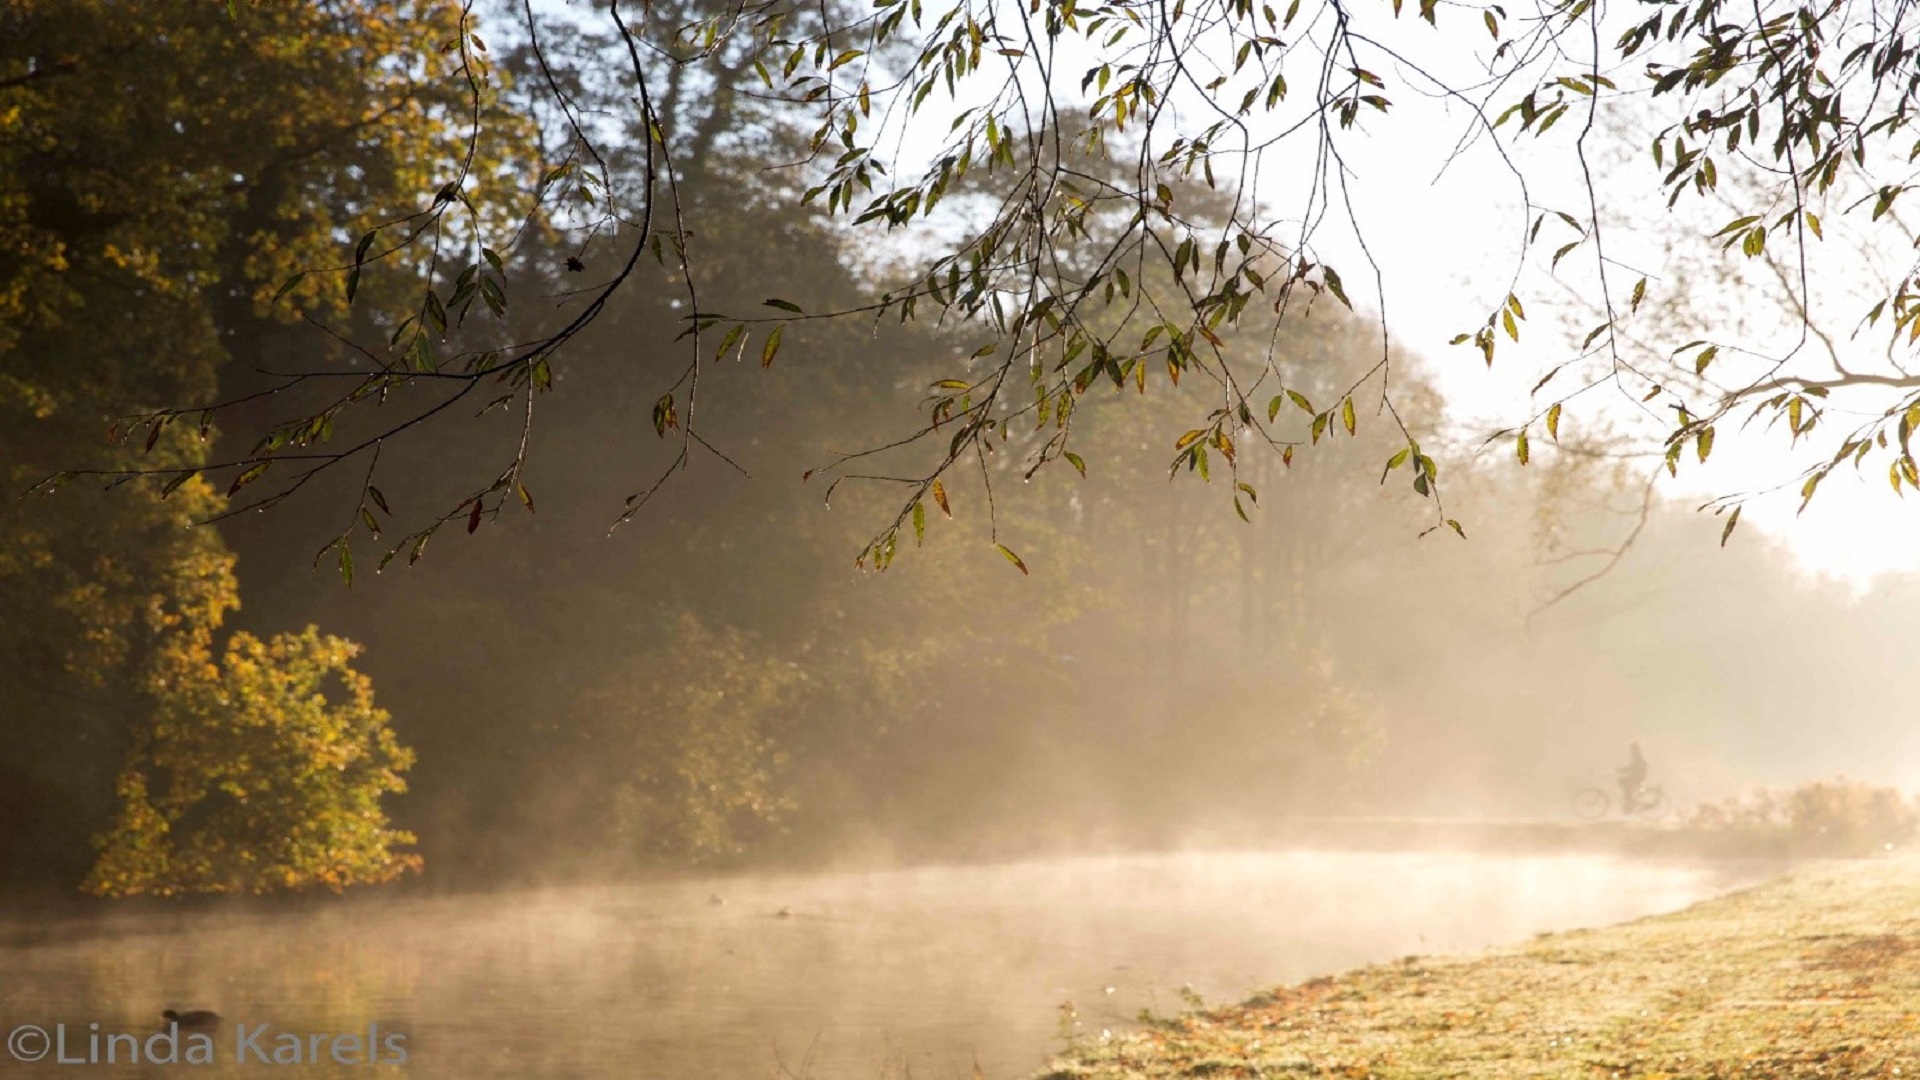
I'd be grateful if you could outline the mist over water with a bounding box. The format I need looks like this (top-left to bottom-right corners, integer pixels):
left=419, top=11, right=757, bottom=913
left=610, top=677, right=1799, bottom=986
left=1, top=851, right=1775, bottom=1078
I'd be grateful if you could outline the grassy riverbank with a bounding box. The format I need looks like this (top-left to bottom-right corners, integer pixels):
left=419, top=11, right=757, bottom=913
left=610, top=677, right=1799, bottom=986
left=1040, top=855, right=1920, bottom=1078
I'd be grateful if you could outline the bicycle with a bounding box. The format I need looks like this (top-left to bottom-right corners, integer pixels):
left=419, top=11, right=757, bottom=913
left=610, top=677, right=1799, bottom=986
left=1571, top=783, right=1670, bottom=821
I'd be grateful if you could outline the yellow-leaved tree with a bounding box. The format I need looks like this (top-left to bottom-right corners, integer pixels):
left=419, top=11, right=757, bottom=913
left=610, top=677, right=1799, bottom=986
left=87, top=626, right=420, bottom=898
left=1, top=0, right=519, bottom=890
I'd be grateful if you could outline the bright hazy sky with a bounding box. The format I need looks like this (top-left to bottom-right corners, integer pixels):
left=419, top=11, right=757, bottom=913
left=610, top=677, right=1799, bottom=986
left=1324, top=78, right=1920, bottom=594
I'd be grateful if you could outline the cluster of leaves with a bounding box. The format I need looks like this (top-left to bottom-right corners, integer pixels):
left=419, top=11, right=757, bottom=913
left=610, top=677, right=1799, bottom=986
left=1486, top=0, right=1920, bottom=541
left=86, top=627, right=420, bottom=898
left=23, top=0, right=543, bottom=564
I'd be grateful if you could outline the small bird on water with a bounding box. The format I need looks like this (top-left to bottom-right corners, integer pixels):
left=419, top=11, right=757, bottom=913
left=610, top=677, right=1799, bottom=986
left=162, top=1009, right=221, bottom=1028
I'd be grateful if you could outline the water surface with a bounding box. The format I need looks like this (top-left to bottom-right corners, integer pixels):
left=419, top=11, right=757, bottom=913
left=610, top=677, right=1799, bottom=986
left=0, top=850, right=1778, bottom=1078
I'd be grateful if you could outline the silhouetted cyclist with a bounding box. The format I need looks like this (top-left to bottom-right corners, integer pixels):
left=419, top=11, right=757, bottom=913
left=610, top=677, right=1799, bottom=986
left=1616, top=741, right=1649, bottom=814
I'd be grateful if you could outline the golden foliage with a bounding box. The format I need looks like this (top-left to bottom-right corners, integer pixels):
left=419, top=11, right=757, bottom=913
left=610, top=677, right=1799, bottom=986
left=0, top=0, right=487, bottom=372
left=0, top=0, right=503, bottom=888
left=86, top=626, right=420, bottom=897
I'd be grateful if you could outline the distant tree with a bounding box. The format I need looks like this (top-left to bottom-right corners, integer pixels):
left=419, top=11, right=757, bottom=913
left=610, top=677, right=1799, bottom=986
left=86, top=626, right=419, bottom=898
left=549, top=613, right=796, bottom=863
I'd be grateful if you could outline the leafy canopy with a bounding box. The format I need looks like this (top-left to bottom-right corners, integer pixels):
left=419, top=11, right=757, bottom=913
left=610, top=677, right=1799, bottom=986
left=52, top=0, right=1920, bottom=561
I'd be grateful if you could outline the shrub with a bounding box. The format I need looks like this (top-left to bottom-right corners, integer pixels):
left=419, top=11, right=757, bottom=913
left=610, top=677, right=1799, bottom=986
left=85, top=627, right=419, bottom=897
left=1686, top=777, right=1920, bottom=856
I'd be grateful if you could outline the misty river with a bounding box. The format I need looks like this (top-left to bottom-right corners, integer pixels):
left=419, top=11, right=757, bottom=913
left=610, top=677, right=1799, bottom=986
left=1, top=850, right=1778, bottom=1079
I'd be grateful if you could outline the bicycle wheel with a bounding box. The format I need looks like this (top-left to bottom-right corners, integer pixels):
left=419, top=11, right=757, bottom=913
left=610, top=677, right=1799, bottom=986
left=1571, top=787, right=1611, bottom=821
left=1634, top=785, right=1671, bottom=820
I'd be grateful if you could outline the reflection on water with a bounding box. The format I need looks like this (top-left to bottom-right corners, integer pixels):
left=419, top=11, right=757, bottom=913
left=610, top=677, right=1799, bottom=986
left=0, top=851, right=1776, bottom=1078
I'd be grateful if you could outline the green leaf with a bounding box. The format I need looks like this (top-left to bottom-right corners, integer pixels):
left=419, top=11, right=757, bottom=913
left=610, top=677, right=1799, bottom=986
left=995, top=543, right=1029, bottom=575
left=424, top=289, right=448, bottom=336
left=1381, top=447, right=1410, bottom=483
left=1063, top=451, right=1087, bottom=477
left=763, top=298, right=805, bottom=313
left=228, top=461, right=270, bottom=495
left=761, top=325, right=784, bottom=368
left=1546, top=402, right=1562, bottom=441
left=1720, top=505, right=1741, bottom=546
left=272, top=272, right=306, bottom=303
left=912, top=501, right=927, bottom=544
left=160, top=470, right=199, bottom=497
left=1515, top=429, right=1530, bottom=465
left=1341, top=397, right=1356, bottom=436
left=1322, top=266, right=1351, bottom=309
left=479, top=274, right=507, bottom=316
